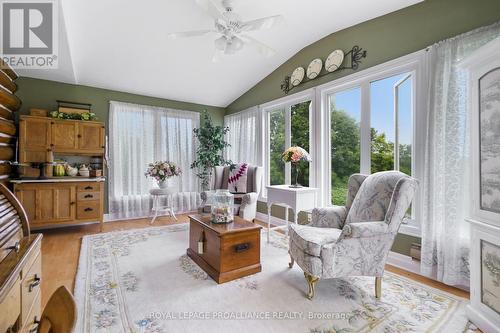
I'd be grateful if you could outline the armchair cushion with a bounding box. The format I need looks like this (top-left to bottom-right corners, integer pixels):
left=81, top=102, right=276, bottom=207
left=289, top=224, right=342, bottom=257
left=310, top=206, right=347, bottom=229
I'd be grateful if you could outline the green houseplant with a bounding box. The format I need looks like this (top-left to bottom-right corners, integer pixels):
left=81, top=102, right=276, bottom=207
left=191, top=111, right=231, bottom=190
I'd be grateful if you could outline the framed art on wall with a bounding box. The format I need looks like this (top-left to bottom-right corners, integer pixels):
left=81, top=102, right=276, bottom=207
left=479, top=68, right=500, bottom=214
left=481, top=240, right=500, bottom=315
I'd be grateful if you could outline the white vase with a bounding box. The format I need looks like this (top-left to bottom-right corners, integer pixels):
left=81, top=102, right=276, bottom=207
left=158, top=180, right=168, bottom=189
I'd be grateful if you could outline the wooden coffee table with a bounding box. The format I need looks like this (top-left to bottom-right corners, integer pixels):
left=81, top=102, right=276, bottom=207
left=187, top=214, right=262, bottom=284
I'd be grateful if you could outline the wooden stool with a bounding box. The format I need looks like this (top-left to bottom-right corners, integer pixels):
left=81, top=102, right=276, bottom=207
left=150, top=187, right=177, bottom=224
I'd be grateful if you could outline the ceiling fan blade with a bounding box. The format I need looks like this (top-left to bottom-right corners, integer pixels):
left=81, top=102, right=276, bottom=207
left=195, top=0, right=225, bottom=21
left=168, top=29, right=215, bottom=39
left=240, top=34, right=276, bottom=57
left=240, top=15, right=283, bottom=32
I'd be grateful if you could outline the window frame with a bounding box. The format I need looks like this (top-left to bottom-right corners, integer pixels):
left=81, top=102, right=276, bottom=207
left=317, top=50, right=427, bottom=236
left=260, top=89, right=315, bottom=198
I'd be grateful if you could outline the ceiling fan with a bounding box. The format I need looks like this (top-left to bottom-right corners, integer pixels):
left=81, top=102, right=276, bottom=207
left=168, top=0, right=283, bottom=62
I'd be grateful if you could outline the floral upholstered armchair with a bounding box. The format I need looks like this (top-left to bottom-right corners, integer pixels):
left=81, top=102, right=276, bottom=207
left=288, top=171, right=418, bottom=300
left=199, top=165, right=263, bottom=221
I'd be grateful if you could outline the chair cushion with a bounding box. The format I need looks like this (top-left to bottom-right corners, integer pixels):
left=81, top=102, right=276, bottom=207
left=346, top=171, right=409, bottom=224
left=289, top=224, right=342, bottom=257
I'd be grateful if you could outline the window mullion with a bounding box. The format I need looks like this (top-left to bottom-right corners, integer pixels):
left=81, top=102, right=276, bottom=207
left=394, top=83, right=400, bottom=171
left=360, top=81, right=371, bottom=175
left=285, top=104, right=292, bottom=185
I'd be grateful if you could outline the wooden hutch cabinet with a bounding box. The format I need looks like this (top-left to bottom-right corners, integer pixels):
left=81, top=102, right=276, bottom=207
left=14, top=115, right=106, bottom=231
left=20, top=115, right=105, bottom=157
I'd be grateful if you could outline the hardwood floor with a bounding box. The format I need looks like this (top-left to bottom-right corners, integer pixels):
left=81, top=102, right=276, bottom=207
left=39, top=215, right=470, bottom=308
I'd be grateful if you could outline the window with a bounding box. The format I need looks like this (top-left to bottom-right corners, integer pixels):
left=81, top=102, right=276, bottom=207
left=320, top=51, right=425, bottom=235
left=224, top=107, right=260, bottom=165
left=263, top=94, right=312, bottom=191
left=108, top=101, right=200, bottom=218
left=269, top=108, right=286, bottom=185
left=330, top=88, right=361, bottom=205
left=370, top=73, right=413, bottom=175
left=291, top=101, right=311, bottom=187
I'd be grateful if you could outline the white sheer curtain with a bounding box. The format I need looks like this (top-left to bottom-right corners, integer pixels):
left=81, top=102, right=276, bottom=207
left=420, top=22, right=500, bottom=287
left=224, top=107, right=260, bottom=165
left=108, top=101, right=200, bottom=219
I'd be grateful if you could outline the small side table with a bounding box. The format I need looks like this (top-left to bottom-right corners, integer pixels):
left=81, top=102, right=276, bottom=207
left=266, top=185, right=318, bottom=243
left=150, top=187, right=177, bottom=224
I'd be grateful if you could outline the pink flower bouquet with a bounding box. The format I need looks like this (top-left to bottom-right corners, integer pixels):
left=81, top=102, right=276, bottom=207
left=145, top=161, right=182, bottom=182
left=281, top=146, right=312, bottom=163
left=281, top=147, right=311, bottom=188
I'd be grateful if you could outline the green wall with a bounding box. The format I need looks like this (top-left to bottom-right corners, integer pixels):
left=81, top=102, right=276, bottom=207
left=226, top=0, right=500, bottom=113
left=15, top=77, right=225, bottom=214
left=16, top=77, right=225, bottom=125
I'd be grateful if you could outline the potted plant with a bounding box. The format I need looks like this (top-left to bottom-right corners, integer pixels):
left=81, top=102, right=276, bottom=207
left=145, top=161, right=182, bottom=188
left=191, top=111, right=231, bottom=191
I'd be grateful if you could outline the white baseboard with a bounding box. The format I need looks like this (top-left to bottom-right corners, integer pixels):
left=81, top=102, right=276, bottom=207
left=386, top=251, right=422, bottom=275
left=255, top=212, right=288, bottom=226
left=104, top=209, right=198, bottom=223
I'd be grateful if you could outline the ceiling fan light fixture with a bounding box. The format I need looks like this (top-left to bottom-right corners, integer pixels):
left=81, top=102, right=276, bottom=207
left=214, top=36, right=227, bottom=51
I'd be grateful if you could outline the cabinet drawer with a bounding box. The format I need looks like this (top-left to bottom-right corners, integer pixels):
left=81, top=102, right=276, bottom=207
left=22, top=292, right=41, bottom=333
left=0, top=277, right=21, bottom=333
left=77, top=191, right=100, bottom=201
left=77, top=201, right=100, bottom=219
left=22, top=240, right=41, bottom=281
left=77, top=183, right=100, bottom=192
left=21, top=252, right=42, bottom=326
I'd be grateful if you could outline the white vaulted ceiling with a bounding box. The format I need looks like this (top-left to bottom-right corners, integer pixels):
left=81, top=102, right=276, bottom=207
left=17, top=0, right=422, bottom=107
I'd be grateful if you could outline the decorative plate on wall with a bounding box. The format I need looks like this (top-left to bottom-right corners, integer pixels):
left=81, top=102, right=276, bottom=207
left=325, top=50, right=344, bottom=72
left=307, top=58, right=323, bottom=79
left=291, top=67, right=305, bottom=86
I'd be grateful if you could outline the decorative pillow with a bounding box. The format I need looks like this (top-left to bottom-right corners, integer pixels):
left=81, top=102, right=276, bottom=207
left=228, top=163, right=248, bottom=193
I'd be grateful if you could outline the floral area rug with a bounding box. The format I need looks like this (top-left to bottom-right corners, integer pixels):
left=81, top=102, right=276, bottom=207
left=74, top=224, right=469, bottom=333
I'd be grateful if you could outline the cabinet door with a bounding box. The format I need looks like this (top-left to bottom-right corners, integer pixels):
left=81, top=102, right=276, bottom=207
left=14, top=184, right=75, bottom=224
left=19, top=117, right=52, bottom=163
left=51, top=120, right=78, bottom=152
left=53, top=185, right=76, bottom=220
left=78, top=122, right=105, bottom=153
left=15, top=186, right=36, bottom=223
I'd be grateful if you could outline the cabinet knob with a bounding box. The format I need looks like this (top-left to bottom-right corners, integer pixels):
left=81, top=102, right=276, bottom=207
left=29, top=274, right=41, bottom=292
left=28, top=316, right=40, bottom=333
left=84, top=207, right=93, bottom=212
left=70, top=201, right=75, bottom=205
left=77, top=134, right=82, bottom=138
left=6, top=241, right=20, bottom=253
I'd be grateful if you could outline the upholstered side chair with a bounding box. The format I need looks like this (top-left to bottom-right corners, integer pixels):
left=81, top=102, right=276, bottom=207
left=200, top=165, right=263, bottom=221
left=288, top=171, right=418, bottom=300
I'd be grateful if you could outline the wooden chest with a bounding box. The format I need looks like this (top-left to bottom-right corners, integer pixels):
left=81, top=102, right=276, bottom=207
left=187, top=214, right=262, bottom=284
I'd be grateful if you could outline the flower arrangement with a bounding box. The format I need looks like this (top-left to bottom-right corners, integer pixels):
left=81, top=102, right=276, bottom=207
left=145, top=161, right=181, bottom=187
left=281, top=146, right=312, bottom=163
left=281, top=146, right=312, bottom=188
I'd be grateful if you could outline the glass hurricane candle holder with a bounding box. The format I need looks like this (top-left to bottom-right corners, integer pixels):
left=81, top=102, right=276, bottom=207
left=211, top=189, right=234, bottom=223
